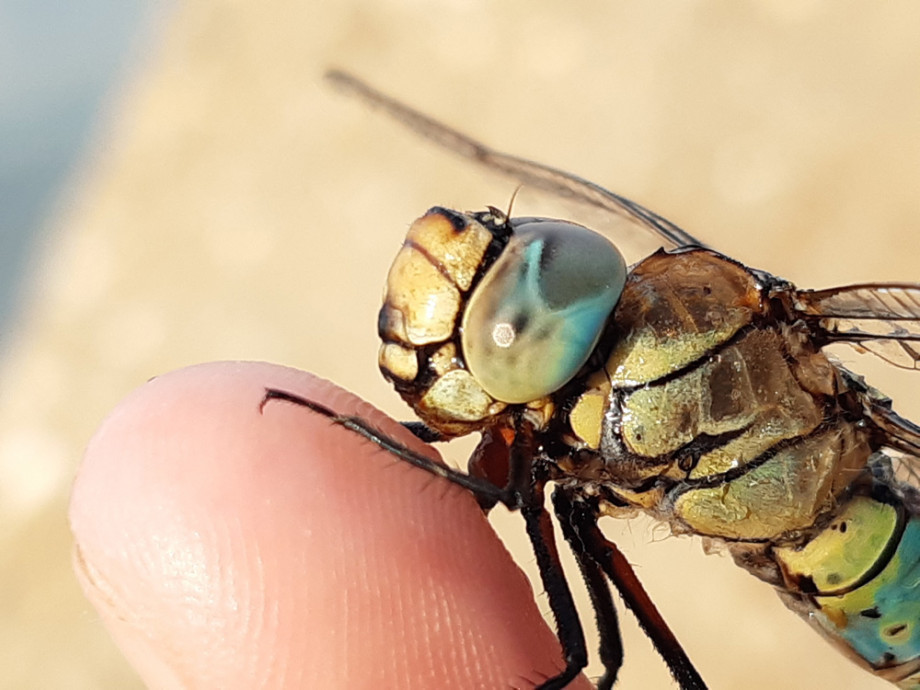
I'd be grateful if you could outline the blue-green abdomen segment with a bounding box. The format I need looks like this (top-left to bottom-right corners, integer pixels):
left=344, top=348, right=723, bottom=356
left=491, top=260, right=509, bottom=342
left=776, top=492, right=920, bottom=688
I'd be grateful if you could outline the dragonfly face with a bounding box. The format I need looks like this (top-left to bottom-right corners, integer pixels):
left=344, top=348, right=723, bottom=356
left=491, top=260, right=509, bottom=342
left=378, top=207, right=627, bottom=434
left=267, top=73, right=920, bottom=689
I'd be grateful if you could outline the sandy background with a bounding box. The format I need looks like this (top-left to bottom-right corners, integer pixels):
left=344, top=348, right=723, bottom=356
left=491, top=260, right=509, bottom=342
left=2, top=1, right=919, bottom=688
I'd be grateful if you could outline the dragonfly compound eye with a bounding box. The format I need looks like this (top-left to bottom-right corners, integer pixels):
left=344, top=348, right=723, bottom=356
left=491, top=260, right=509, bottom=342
left=461, top=220, right=627, bottom=403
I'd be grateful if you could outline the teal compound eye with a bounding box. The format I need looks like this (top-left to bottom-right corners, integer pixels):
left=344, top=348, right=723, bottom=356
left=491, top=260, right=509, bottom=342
left=460, top=219, right=627, bottom=404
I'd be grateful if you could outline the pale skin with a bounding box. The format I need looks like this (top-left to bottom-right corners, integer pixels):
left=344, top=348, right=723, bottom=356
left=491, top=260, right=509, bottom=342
left=69, top=361, right=594, bottom=689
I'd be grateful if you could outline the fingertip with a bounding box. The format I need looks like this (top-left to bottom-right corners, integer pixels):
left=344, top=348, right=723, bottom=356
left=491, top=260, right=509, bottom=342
left=71, top=361, right=588, bottom=689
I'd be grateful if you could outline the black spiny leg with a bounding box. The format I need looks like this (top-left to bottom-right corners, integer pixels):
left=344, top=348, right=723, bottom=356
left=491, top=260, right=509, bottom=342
left=521, top=491, right=588, bottom=689
left=566, top=494, right=707, bottom=690
left=552, top=488, right=623, bottom=690
left=260, top=389, right=507, bottom=506
left=501, top=430, right=588, bottom=690
left=401, top=420, right=443, bottom=443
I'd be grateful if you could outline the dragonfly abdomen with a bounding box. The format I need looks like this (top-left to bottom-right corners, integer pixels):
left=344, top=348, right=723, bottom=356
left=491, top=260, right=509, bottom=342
left=775, top=469, right=920, bottom=688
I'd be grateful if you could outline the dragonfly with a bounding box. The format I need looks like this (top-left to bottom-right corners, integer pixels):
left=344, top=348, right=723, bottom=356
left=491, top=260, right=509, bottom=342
left=263, top=72, right=920, bottom=689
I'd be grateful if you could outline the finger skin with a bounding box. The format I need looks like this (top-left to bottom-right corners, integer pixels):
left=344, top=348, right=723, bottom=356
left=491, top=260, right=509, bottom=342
left=69, top=361, right=592, bottom=689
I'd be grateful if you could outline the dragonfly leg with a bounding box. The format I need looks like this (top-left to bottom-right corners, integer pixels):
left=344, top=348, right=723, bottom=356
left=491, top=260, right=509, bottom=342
left=520, top=486, right=589, bottom=689
left=552, top=488, right=623, bottom=690
left=559, top=491, right=708, bottom=690
left=260, top=388, right=508, bottom=506
left=501, top=426, right=590, bottom=689
left=400, top=420, right=443, bottom=443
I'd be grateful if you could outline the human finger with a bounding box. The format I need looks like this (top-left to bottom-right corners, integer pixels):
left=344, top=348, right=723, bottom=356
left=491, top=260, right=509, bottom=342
left=69, top=361, right=591, bottom=689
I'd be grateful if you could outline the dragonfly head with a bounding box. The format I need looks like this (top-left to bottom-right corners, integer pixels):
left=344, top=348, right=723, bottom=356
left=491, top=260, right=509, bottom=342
left=378, top=206, right=627, bottom=437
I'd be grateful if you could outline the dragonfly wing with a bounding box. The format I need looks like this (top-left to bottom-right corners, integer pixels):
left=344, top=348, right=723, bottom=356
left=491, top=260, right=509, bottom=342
left=835, top=365, right=920, bottom=489
left=838, top=367, right=920, bottom=490
left=868, top=403, right=920, bottom=496
left=795, top=284, right=920, bottom=370
left=865, top=391, right=920, bottom=458
left=326, top=70, right=705, bottom=251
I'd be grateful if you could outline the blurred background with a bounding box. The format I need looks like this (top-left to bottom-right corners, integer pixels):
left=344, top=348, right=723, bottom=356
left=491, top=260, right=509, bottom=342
left=2, top=1, right=919, bottom=688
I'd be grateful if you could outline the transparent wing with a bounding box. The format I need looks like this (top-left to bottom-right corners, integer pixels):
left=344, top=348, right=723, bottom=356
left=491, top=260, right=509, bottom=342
left=795, top=284, right=920, bottom=370
left=838, top=367, right=920, bottom=491
left=866, top=396, right=920, bottom=493
left=866, top=395, right=920, bottom=459
left=327, top=70, right=706, bottom=250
